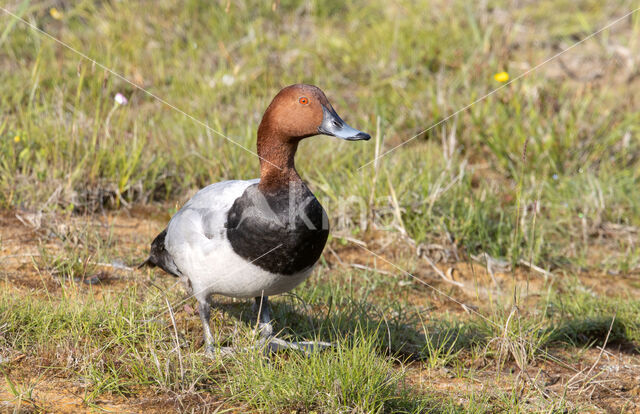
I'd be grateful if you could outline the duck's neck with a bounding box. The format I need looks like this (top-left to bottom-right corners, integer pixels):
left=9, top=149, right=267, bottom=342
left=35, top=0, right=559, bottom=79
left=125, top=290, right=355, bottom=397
left=257, top=128, right=301, bottom=193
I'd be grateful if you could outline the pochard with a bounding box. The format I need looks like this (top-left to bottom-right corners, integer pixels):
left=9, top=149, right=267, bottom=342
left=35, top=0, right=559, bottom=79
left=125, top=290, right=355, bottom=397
left=142, top=84, right=370, bottom=355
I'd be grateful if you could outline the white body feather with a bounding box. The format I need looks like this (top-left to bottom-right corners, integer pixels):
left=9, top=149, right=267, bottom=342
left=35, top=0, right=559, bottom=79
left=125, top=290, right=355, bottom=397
left=164, top=179, right=314, bottom=302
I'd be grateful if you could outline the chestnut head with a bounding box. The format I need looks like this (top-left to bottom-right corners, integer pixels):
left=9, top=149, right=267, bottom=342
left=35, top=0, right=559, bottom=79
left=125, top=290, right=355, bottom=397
left=259, top=84, right=371, bottom=142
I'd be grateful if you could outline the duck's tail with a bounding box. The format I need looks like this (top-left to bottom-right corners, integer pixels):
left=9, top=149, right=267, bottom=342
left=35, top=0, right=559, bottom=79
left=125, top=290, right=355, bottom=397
left=137, top=257, right=154, bottom=269
left=139, top=229, right=181, bottom=277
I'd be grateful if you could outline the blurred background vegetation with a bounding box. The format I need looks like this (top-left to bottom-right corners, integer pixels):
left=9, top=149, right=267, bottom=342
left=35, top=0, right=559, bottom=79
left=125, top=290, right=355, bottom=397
left=2, top=1, right=640, bottom=411
left=2, top=0, right=639, bottom=273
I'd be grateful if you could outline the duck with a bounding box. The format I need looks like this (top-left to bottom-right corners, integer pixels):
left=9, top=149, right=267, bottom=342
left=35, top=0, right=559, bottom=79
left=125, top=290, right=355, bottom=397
left=142, top=84, right=370, bottom=355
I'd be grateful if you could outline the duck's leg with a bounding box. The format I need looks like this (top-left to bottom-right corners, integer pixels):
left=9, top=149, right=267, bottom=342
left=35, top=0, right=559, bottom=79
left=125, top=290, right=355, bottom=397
left=204, top=296, right=332, bottom=358
left=201, top=296, right=273, bottom=357
left=253, top=296, right=274, bottom=338
left=252, top=296, right=332, bottom=354
left=198, top=300, right=216, bottom=356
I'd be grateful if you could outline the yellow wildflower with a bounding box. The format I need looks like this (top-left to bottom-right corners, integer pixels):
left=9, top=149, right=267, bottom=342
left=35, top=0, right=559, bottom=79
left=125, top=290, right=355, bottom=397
left=13, top=135, right=20, bottom=143
left=494, top=71, right=509, bottom=82
left=50, top=8, right=63, bottom=20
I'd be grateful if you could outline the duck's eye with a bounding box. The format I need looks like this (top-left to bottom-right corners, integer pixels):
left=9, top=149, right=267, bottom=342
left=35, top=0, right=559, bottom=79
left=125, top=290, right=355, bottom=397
left=299, top=96, right=309, bottom=105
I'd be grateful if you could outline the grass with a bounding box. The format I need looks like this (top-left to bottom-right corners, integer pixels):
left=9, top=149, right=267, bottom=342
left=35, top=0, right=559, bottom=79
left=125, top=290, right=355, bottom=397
left=3, top=239, right=635, bottom=411
left=1, top=0, right=640, bottom=412
left=226, top=334, right=439, bottom=413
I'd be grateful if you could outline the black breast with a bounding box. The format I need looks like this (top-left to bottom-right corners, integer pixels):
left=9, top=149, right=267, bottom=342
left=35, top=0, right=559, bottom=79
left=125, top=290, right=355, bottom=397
left=225, top=182, right=329, bottom=275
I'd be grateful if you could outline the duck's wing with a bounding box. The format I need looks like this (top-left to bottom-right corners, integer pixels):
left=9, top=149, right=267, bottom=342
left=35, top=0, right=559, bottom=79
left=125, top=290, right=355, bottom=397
left=141, top=179, right=259, bottom=277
